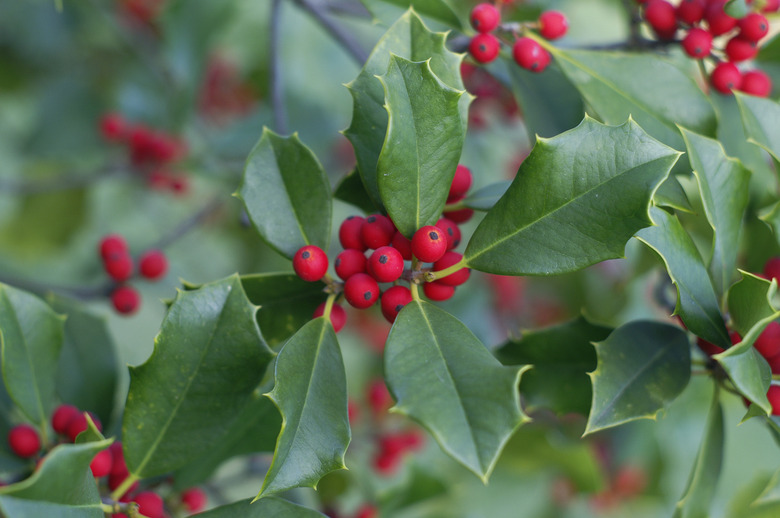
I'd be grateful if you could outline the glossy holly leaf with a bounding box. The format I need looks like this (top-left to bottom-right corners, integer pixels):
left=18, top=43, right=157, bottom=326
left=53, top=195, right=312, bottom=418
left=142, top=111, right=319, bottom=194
left=198, top=497, right=326, bottom=517
left=585, top=321, right=690, bottom=434
left=333, top=168, right=380, bottom=214
left=256, top=317, right=350, bottom=499
left=344, top=9, right=467, bottom=211
left=761, top=202, right=780, bottom=248
left=636, top=206, right=731, bottom=349
left=680, top=128, right=750, bottom=296
left=376, top=55, right=466, bottom=237
left=0, top=284, right=64, bottom=431
left=717, top=272, right=777, bottom=414
left=736, top=92, right=780, bottom=163
left=465, top=117, right=679, bottom=275
left=123, top=275, right=274, bottom=478
left=673, top=387, right=724, bottom=518
left=0, top=439, right=112, bottom=517
left=462, top=181, right=511, bottom=211
left=238, top=128, right=332, bottom=259
left=547, top=44, right=716, bottom=150
left=385, top=300, right=528, bottom=481
left=48, top=295, right=119, bottom=425
left=654, top=175, right=694, bottom=213
left=359, top=0, right=463, bottom=28
left=496, top=316, right=612, bottom=416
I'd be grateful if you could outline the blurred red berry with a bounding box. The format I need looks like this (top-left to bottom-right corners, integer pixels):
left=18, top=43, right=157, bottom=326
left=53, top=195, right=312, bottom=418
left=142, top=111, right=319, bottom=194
left=741, top=70, right=772, bottom=97
left=469, top=33, right=501, bottom=64
left=8, top=424, right=41, bottom=458
left=181, top=487, right=207, bottom=513
left=51, top=404, right=80, bottom=435
left=139, top=249, right=168, bottom=280
left=538, top=10, right=569, bottom=40
left=470, top=3, right=501, bottom=33
left=313, top=302, right=347, bottom=332
left=111, top=286, right=141, bottom=315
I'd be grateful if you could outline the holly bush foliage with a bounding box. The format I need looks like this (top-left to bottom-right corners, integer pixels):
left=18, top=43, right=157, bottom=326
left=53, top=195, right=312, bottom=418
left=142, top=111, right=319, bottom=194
left=2, top=0, right=780, bottom=517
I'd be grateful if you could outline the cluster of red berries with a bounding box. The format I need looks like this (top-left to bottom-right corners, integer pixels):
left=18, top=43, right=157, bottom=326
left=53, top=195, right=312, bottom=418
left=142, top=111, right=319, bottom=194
left=100, top=233, right=169, bottom=316
left=638, top=0, right=776, bottom=96
left=199, top=54, right=257, bottom=125
left=460, top=62, right=520, bottom=129
left=99, top=113, right=189, bottom=194
left=468, top=3, right=568, bottom=74
left=293, top=166, right=475, bottom=331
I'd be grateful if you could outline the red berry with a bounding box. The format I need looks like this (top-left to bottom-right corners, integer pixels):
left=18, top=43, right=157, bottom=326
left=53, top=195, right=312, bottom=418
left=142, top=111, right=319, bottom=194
left=104, top=253, right=134, bottom=282
left=696, top=337, right=724, bottom=356
left=443, top=207, right=474, bottom=223
left=644, top=0, right=677, bottom=33
left=293, top=245, right=329, bottom=282
left=134, top=491, right=165, bottom=518
left=111, top=286, right=141, bottom=315
left=8, top=424, right=40, bottom=458
left=469, top=33, right=501, bottom=64
left=355, top=504, right=379, bottom=518
left=741, top=70, right=772, bottom=97
left=51, top=404, right=80, bottom=435
left=100, top=113, right=126, bottom=142
left=705, top=1, right=737, bottom=36
left=181, top=487, right=207, bottom=513
left=422, top=281, right=456, bottom=301
left=763, top=0, right=780, bottom=12
left=448, top=165, right=473, bottom=202
left=109, top=441, right=128, bottom=476
left=411, top=226, right=448, bottom=263
left=681, top=28, right=713, bottom=59
left=755, top=321, right=780, bottom=359
left=725, top=37, right=758, bottom=63
left=335, top=249, right=367, bottom=281
left=313, top=302, right=347, bottom=332
left=538, top=10, right=569, bottom=40
left=368, top=378, right=393, bottom=415
left=368, top=246, right=405, bottom=283
left=100, top=234, right=128, bottom=261
left=513, top=37, right=551, bottom=72
left=65, top=412, right=88, bottom=442
left=676, top=0, right=706, bottom=25
left=432, top=252, right=470, bottom=286
left=391, top=231, right=413, bottom=260
left=373, top=450, right=401, bottom=475
left=339, top=215, right=367, bottom=251
left=138, top=249, right=168, bottom=280
left=769, top=385, right=780, bottom=416
left=361, top=215, right=395, bottom=249
left=436, top=218, right=461, bottom=250
left=344, top=273, right=380, bottom=309
left=738, top=12, right=769, bottom=42
left=710, top=62, right=742, bottom=94
left=381, top=285, right=413, bottom=323
left=108, top=472, right=138, bottom=497
left=90, top=449, right=113, bottom=478
left=767, top=353, right=780, bottom=374
left=470, top=3, right=501, bottom=33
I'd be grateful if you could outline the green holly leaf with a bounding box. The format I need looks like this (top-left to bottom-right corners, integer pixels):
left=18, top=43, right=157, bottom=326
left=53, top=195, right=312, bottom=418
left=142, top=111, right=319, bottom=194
left=256, top=317, right=350, bottom=499
left=760, top=202, right=780, bottom=248
left=0, top=284, right=64, bottom=432
left=725, top=0, right=751, bottom=17
left=736, top=92, right=780, bottom=163
left=585, top=320, right=690, bottom=434
left=344, top=9, right=467, bottom=211
left=197, top=497, right=326, bottom=517
left=673, top=387, right=724, bottom=518
left=359, top=0, right=463, bottom=29
left=680, top=128, right=750, bottom=296
left=385, top=300, right=528, bottom=481
left=464, top=117, right=679, bottom=275
left=123, top=275, right=274, bottom=478
left=654, top=175, right=694, bottom=214
left=238, top=128, right=332, bottom=259
left=462, top=181, right=511, bottom=212
left=333, top=168, right=380, bottom=214
left=0, top=439, right=112, bottom=517
left=636, top=206, right=731, bottom=349
left=754, top=466, right=780, bottom=508
left=496, top=316, right=612, bottom=416
left=376, top=55, right=466, bottom=237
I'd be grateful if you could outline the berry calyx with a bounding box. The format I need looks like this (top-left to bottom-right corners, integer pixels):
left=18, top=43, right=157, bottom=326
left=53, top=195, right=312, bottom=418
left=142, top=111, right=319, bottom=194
left=725, top=37, right=758, bottom=63
left=710, top=62, right=742, bottom=94
left=681, top=28, right=713, bottom=59
left=448, top=165, right=473, bottom=202
left=738, top=12, right=769, bottom=42
left=411, top=225, right=448, bottom=263
left=313, top=302, right=347, bottom=332
left=344, top=273, right=380, bottom=309
left=432, top=252, right=471, bottom=286
left=422, top=281, right=456, bottom=301
left=513, top=37, right=551, bottom=72
left=111, top=286, right=141, bottom=315
left=538, top=10, right=569, bottom=40
left=361, top=215, right=395, bottom=249
left=293, top=245, right=329, bottom=282
left=368, top=246, right=405, bottom=283
left=8, top=424, right=41, bottom=458
left=469, top=33, right=501, bottom=64
left=134, top=491, right=165, bottom=518
left=90, top=449, right=113, bottom=478
left=138, top=249, right=168, bottom=280
left=335, top=248, right=367, bottom=281
left=181, top=488, right=208, bottom=513
left=100, top=234, right=128, bottom=260
left=104, top=254, right=134, bottom=282
left=339, top=215, right=367, bottom=251
left=381, top=285, right=413, bottom=323
left=740, top=70, right=772, bottom=97
left=51, top=404, right=80, bottom=435
left=470, top=3, right=501, bottom=33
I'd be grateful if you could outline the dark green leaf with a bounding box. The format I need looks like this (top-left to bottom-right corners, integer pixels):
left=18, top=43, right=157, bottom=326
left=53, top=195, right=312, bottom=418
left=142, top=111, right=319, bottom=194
left=0, top=284, right=64, bottom=431
left=654, top=175, right=694, bottom=214
left=385, top=300, right=528, bottom=481
left=736, top=92, right=780, bottom=163
left=123, top=275, right=274, bottom=478
left=333, top=168, right=380, bottom=214
left=376, top=55, right=466, bottom=237
left=238, top=128, right=332, bottom=259
left=585, top=320, right=691, bottom=434
left=496, top=315, right=611, bottom=416
left=256, top=318, right=350, bottom=499
left=465, top=117, right=679, bottom=275
left=197, top=497, right=326, bottom=518
left=636, top=206, right=731, bottom=349
left=359, top=0, right=464, bottom=29
left=462, top=181, right=511, bottom=212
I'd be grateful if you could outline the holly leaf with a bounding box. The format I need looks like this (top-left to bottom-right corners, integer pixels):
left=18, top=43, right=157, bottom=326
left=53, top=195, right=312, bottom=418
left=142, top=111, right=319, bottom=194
left=736, top=92, right=780, bottom=163
left=680, top=127, right=750, bottom=296
left=464, top=117, right=679, bottom=275
left=238, top=128, right=332, bottom=259
left=256, top=317, right=350, bottom=499
left=654, top=175, right=694, bottom=214
left=761, top=202, right=780, bottom=248
left=462, top=181, right=511, bottom=212
left=123, top=275, right=274, bottom=478
left=385, top=300, right=528, bottom=481
left=197, top=497, right=326, bottom=517
left=344, top=9, right=467, bottom=211
left=725, top=0, right=751, bottom=17
left=636, top=206, right=731, bottom=349
left=754, top=466, right=780, bottom=508
left=585, top=320, right=690, bottom=434
left=0, top=284, right=64, bottom=431
left=496, top=315, right=612, bottom=416
left=333, top=168, right=380, bottom=214
left=376, top=55, right=466, bottom=237
left=673, top=387, right=724, bottom=518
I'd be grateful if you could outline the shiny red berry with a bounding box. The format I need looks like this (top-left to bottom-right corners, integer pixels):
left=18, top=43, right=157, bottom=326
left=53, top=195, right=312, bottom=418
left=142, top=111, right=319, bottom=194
left=538, top=10, right=569, bottom=40
left=335, top=248, right=367, bottom=281
left=411, top=226, right=448, bottom=263
left=111, top=286, right=141, bottom=315
left=381, top=285, right=413, bottom=323
left=470, top=3, right=500, bottom=33
left=644, top=0, right=677, bottom=33
left=755, top=321, right=780, bottom=359
left=513, top=37, right=551, bottom=72
left=181, top=488, right=207, bottom=513
left=741, top=70, right=772, bottom=97
left=710, top=62, right=742, bottom=94
left=368, top=246, right=405, bottom=283
left=423, top=281, right=456, bottom=301
left=139, top=249, right=167, bottom=280
left=436, top=218, right=461, bottom=250
left=443, top=208, right=474, bottom=223
left=769, top=385, right=780, bottom=415
left=293, top=245, right=329, bottom=282
left=432, top=252, right=470, bottom=286
left=344, top=273, right=380, bottom=309
left=704, top=1, right=737, bottom=36
left=738, top=12, right=769, bottom=42
left=361, top=214, right=395, bottom=249
left=681, top=28, right=712, bottom=58
left=763, top=0, right=780, bottom=13
left=313, top=302, right=347, bottom=332
left=469, top=33, right=501, bottom=64
left=725, top=37, right=758, bottom=62
left=8, top=424, right=40, bottom=458
left=100, top=234, right=128, bottom=261
left=134, top=491, right=165, bottom=518
left=52, top=404, right=80, bottom=435
left=448, top=165, right=473, bottom=202
left=90, top=449, right=113, bottom=478
left=676, top=0, right=706, bottom=25
left=391, top=231, right=413, bottom=260
left=339, top=215, right=367, bottom=251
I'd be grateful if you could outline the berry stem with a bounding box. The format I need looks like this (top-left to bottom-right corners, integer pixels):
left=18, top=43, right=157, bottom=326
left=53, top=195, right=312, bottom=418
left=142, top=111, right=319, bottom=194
left=443, top=200, right=467, bottom=211
left=425, top=259, right=468, bottom=282
left=323, top=293, right=337, bottom=320
left=110, top=473, right=140, bottom=502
